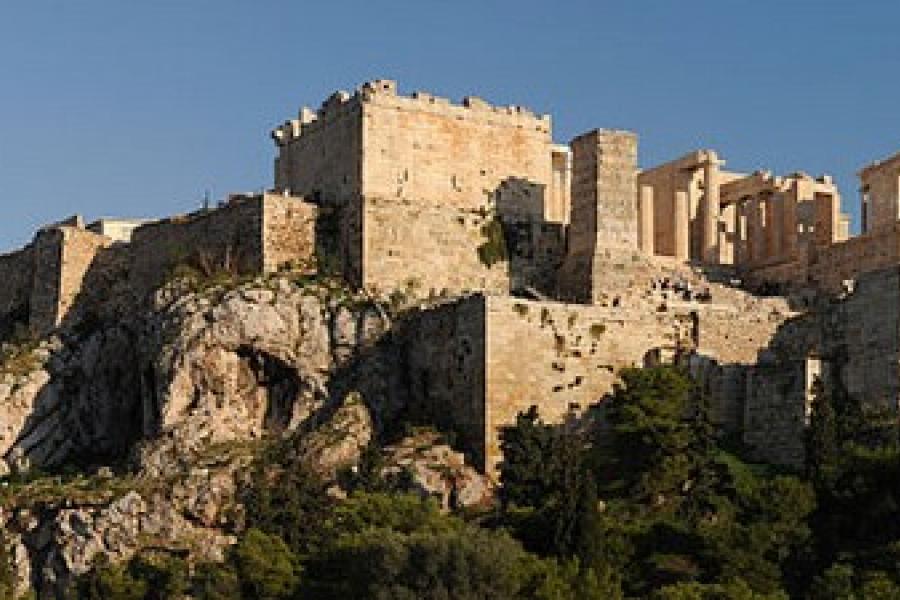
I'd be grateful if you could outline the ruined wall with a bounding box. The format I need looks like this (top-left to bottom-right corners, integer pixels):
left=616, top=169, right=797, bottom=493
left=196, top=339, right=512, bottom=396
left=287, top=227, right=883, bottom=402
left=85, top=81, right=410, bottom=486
left=56, top=228, right=113, bottom=328
left=835, top=267, right=900, bottom=406
left=28, top=229, right=64, bottom=335
left=0, top=247, right=35, bottom=333
left=744, top=257, right=808, bottom=289
left=736, top=268, right=900, bottom=467
left=27, top=227, right=112, bottom=335
left=744, top=214, right=900, bottom=296
left=808, top=224, right=900, bottom=294
left=481, top=291, right=794, bottom=473
left=129, top=199, right=265, bottom=298
left=361, top=198, right=506, bottom=297
left=404, top=283, right=792, bottom=474
left=129, top=194, right=316, bottom=300
left=273, top=80, right=564, bottom=294
left=359, top=81, right=555, bottom=214
left=402, top=295, right=488, bottom=467
left=741, top=359, right=812, bottom=468
left=861, top=151, right=900, bottom=233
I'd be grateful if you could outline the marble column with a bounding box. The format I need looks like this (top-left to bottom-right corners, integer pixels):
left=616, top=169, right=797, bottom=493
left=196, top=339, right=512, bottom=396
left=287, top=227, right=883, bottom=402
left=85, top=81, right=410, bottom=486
left=753, top=193, right=767, bottom=263
left=675, top=190, right=690, bottom=261
left=734, top=199, right=747, bottom=266
left=702, top=159, right=721, bottom=264
left=768, top=192, right=783, bottom=260
left=783, top=186, right=798, bottom=258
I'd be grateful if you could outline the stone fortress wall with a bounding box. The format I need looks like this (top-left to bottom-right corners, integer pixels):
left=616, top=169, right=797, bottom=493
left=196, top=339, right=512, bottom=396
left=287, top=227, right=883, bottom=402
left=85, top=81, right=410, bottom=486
left=4, top=78, right=900, bottom=474
left=0, top=246, right=34, bottom=330
left=558, top=129, right=640, bottom=303
left=129, top=192, right=316, bottom=297
left=271, top=80, right=571, bottom=297
left=1, top=193, right=316, bottom=337
left=405, top=279, right=796, bottom=473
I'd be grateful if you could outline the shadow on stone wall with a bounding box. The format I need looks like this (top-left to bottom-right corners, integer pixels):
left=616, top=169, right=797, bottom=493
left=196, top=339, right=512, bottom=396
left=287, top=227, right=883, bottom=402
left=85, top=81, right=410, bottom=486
left=494, top=177, right=566, bottom=299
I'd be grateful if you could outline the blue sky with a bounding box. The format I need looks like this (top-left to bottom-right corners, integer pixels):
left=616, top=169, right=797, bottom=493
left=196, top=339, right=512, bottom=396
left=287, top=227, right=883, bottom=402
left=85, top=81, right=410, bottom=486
left=1, top=1, right=898, bottom=251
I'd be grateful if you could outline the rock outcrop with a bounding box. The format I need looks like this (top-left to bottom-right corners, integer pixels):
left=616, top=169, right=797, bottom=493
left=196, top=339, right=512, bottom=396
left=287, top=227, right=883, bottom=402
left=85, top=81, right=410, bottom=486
left=0, top=274, right=473, bottom=595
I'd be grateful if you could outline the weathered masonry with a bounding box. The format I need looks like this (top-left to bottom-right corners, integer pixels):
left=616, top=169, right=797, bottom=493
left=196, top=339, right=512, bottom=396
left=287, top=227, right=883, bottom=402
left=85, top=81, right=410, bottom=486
left=5, top=78, right=900, bottom=475
left=0, top=194, right=316, bottom=337
left=271, top=80, right=574, bottom=297
left=404, top=288, right=793, bottom=474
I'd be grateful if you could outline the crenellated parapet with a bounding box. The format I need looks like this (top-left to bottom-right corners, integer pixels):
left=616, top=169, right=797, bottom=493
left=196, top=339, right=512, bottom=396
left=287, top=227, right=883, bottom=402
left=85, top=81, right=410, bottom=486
left=271, top=79, right=551, bottom=147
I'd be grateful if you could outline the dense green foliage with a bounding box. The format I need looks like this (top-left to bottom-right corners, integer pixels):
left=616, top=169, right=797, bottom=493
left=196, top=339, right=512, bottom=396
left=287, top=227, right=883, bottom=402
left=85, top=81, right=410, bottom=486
left=44, top=365, right=900, bottom=598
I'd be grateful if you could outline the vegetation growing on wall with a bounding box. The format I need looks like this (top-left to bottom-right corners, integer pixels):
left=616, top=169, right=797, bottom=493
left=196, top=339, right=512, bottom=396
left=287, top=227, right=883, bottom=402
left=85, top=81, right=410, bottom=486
left=477, top=215, right=508, bottom=268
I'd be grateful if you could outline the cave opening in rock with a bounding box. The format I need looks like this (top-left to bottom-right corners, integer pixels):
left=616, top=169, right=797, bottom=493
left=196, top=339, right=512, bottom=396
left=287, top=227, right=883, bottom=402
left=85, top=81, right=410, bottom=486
left=235, top=346, right=302, bottom=432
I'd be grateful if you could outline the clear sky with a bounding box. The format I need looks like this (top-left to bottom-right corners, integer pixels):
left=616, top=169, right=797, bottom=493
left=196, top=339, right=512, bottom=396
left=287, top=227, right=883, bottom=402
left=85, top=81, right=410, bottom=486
left=1, top=1, right=898, bottom=252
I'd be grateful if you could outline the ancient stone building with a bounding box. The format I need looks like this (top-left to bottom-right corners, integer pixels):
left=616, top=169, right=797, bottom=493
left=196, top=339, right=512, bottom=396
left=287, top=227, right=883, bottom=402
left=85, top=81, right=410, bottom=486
left=271, top=80, right=575, bottom=297
left=0, top=193, right=316, bottom=337
left=861, top=150, right=900, bottom=233
left=637, top=151, right=849, bottom=270
left=5, top=78, right=900, bottom=475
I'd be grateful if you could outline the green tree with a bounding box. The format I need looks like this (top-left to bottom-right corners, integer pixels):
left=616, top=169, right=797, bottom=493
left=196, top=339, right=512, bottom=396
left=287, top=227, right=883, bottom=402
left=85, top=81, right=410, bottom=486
left=232, top=528, right=299, bottom=600
left=75, top=556, right=147, bottom=600
left=652, top=578, right=789, bottom=599
left=498, top=405, right=567, bottom=509
left=807, top=377, right=838, bottom=484
left=597, top=366, right=714, bottom=503
left=191, top=562, right=241, bottom=600
left=242, top=448, right=333, bottom=557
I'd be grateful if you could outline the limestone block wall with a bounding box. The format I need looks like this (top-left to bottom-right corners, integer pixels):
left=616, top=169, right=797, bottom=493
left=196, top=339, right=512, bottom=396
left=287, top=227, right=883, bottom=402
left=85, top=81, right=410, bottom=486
left=736, top=268, right=900, bottom=467
left=272, top=91, right=363, bottom=205
left=261, top=195, right=318, bottom=272
left=559, top=130, right=639, bottom=303
left=742, top=360, right=811, bottom=467
left=27, top=227, right=113, bottom=335
left=273, top=80, right=562, bottom=218
left=744, top=257, right=808, bottom=289
left=130, top=199, right=264, bottom=298
left=482, top=293, right=794, bottom=473
left=808, top=224, right=900, bottom=293
left=402, top=295, right=488, bottom=467
left=860, top=151, right=900, bottom=233
left=361, top=198, right=507, bottom=297
left=359, top=81, right=555, bottom=214
left=693, top=299, right=793, bottom=364
left=834, top=267, right=900, bottom=406
left=360, top=196, right=565, bottom=298
left=28, top=229, right=64, bottom=335
left=56, top=227, right=113, bottom=328
left=0, top=247, right=34, bottom=329
left=409, top=289, right=791, bottom=474
left=483, top=296, right=691, bottom=472
left=129, top=194, right=316, bottom=300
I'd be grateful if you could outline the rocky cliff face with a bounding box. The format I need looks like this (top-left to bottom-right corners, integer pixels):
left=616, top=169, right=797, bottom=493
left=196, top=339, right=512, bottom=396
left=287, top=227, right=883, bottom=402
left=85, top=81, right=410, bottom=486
left=0, top=274, right=490, bottom=596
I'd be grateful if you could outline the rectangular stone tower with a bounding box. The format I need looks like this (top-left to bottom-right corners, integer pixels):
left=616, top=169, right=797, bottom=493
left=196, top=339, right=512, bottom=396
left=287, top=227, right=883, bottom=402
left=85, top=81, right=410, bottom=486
left=558, top=129, right=639, bottom=303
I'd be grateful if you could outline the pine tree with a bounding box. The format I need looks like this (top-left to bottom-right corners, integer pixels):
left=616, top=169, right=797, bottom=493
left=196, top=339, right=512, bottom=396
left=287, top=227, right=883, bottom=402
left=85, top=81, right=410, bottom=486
left=806, top=376, right=838, bottom=484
